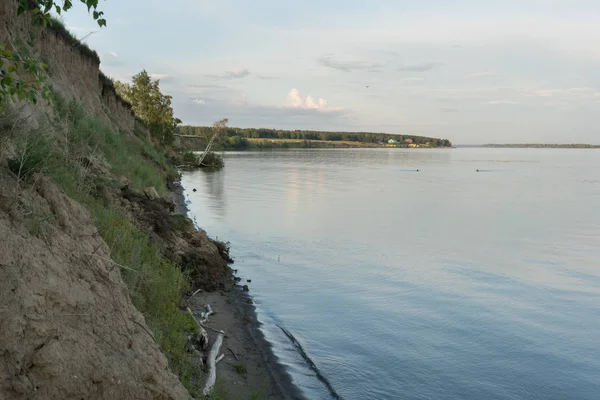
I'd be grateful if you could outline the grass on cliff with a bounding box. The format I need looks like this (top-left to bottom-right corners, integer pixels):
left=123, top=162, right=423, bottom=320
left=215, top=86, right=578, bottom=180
left=47, top=16, right=101, bottom=64
left=3, top=96, right=202, bottom=396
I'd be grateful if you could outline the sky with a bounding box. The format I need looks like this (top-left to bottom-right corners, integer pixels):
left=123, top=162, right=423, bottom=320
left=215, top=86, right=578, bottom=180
left=60, top=0, right=600, bottom=144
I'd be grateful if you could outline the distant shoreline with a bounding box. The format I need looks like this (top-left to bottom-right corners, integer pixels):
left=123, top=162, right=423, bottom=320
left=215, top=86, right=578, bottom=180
left=457, top=144, right=600, bottom=149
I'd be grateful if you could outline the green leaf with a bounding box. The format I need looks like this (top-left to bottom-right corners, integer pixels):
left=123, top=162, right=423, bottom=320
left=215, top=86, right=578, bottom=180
left=55, top=5, right=61, bottom=14
left=98, top=19, right=106, bottom=27
left=8, top=65, right=17, bottom=73
left=17, top=5, right=25, bottom=16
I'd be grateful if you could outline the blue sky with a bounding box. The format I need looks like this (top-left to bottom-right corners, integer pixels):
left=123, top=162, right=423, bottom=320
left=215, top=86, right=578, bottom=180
left=61, top=0, right=600, bottom=143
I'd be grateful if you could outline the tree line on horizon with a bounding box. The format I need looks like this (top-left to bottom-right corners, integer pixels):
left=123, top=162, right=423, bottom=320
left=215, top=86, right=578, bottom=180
left=178, top=126, right=453, bottom=148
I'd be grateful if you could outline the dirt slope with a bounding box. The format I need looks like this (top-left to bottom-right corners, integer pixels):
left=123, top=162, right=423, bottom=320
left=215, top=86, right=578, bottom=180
left=0, top=170, right=190, bottom=399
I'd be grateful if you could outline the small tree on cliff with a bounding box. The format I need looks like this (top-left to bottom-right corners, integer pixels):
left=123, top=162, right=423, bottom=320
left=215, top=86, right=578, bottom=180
left=0, top=1, right=106, bottom=105
left=115, top=71, right=181, bottom=144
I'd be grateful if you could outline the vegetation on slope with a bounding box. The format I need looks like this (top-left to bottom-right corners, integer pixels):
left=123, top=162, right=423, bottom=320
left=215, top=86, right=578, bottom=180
left=1, top=2, right=227, bottom=397
left=2, top=94, right=203, bottom=396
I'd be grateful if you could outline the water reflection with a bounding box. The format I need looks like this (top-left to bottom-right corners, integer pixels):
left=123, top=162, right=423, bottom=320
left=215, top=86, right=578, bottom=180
left=185, top=169, right=227, bottom=218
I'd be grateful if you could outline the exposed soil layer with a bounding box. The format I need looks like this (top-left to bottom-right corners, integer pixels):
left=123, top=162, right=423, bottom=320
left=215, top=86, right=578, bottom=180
left=0, top=170, right=190, bottom=400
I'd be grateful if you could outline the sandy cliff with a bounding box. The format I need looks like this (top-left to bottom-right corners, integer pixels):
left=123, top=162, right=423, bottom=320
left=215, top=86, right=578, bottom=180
left=0, top=1, right=196, bottom=398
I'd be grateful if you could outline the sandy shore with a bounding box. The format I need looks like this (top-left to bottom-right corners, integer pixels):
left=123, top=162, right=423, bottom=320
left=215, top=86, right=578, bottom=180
left=171, top=179, right=305, bottom=400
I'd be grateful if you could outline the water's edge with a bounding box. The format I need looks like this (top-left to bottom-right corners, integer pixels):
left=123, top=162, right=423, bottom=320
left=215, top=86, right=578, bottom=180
left=172, top=175, right=307, bottom=400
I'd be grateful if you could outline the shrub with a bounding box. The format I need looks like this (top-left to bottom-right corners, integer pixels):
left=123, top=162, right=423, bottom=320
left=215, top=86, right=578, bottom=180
left=232, top=362, right=247, bottom=375
left=182, top=151, right=197, bottom=163
left=199, top=152, right=224, bottom=169
left=7, top=129, right=54, bottom=179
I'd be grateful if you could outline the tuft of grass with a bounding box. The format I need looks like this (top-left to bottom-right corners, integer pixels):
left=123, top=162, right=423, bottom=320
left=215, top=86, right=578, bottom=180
left=50, top=93, right=173, bottom=196
left=7, top=131, right=54, bottom=179
left=47, top=17, right=100, bottom=64
left=232, top=362, right=247, bottom=375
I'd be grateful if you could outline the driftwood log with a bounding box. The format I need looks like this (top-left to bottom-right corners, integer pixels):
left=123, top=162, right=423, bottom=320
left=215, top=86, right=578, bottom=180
left=187, top=304, right=228, bottom=396
left=200, top=304, right=213, bottom=323
left=202, top=330, right=224, bottom=396
left=187, top=307, right=209, bottom=351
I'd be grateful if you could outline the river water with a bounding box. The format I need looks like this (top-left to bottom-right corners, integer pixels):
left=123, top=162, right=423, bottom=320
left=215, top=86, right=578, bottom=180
left=181, top=148, right=600, bottom=400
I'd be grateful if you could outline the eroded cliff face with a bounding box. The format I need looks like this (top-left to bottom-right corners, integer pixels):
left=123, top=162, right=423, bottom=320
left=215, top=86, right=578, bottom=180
left=0, top=2, right=193, bottom=399
left=0, top=0, right=134, bottom=132
left=0, top=170, right=190, bottom=399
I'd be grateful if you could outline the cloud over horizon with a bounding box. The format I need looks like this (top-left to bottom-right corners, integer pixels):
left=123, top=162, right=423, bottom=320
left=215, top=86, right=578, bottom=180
left=284, top=88, right=344, bottom=112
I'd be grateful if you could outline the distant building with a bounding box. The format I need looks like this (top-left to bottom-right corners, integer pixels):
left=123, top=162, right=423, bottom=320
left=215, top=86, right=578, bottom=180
left=404, top=138, right=413, bottom=144
left=388, top=139, right=398, bottom=144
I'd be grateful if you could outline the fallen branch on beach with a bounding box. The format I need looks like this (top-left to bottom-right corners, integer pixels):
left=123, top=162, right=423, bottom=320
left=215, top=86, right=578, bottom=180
left=227, top=347, right=239, bottom=360
left=187, top=307, right=209, bottom=351
left=200, top=304, right=213, bottom=323
left=187, top=304, right=229, bottom=396
left=202, top=330, right=224, bottom=396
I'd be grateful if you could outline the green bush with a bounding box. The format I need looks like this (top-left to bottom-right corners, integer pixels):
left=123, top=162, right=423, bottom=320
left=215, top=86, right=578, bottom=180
left=7, top=128, right=54, bottom=178
left=200, top=152, right=224, bottom=169
left=182, top=151, right=197, bottom=163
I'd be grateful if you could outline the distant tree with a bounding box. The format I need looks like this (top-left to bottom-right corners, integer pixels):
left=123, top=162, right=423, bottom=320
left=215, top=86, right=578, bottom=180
left=115, top=70, right=181, bottom=144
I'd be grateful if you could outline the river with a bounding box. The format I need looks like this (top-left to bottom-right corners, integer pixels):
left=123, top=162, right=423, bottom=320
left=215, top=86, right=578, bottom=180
left=181, top=148, right=600, bottom=400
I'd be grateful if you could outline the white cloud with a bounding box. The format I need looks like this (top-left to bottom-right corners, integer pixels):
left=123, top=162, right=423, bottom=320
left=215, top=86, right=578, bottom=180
left=193, top=99, right=205, bottom=105
left=149, top=73, right=171, bottom=80
left=397, top=62, right=442, bottom=72
left=467, top=71, right=499, bottom=78
left=284, top=88, right=343, bottom=112
left=317, top=55, right=382, bottom=72
left=109, top=52, right=118, bottom=58
left=520, top=87, right=600, bottom=98
left=207, top=68, right=250, bottom=79
left=488, top=100, right=518, bottom=105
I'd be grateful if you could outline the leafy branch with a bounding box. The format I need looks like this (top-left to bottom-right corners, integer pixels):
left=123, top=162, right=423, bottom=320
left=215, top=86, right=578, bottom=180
left=0, top=43, right=50, bottom=104
left=18, top=0, right=107, bottom=28
left=0, top=1, right=107, bottom=106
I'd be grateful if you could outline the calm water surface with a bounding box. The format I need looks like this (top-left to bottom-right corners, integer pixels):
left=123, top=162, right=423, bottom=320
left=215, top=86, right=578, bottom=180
left=181, top=148, right=600, bottom=400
